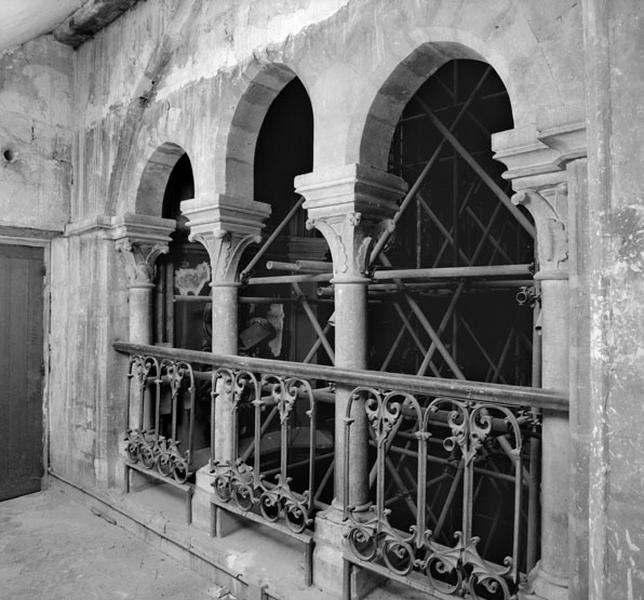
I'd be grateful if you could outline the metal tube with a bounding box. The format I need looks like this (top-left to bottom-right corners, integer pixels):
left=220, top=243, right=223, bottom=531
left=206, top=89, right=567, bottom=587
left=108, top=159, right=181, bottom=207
left=368, top=67, right=494, bottom=266
left=292, top=282, right=336, bottom=364
left=239, top=196, right=305, bottom=280
left=372, top=263, right=532, bottom=281
left=415, top=96, right=535, bottom=238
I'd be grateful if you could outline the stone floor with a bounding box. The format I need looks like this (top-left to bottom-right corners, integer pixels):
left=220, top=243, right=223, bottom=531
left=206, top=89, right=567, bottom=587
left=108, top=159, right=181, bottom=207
left=0, top=488, right=218, bottom=600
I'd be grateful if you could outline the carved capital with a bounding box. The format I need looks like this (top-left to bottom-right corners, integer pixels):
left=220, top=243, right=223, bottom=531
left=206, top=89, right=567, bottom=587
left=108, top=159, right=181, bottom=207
left=181, top=194, right=270, bottom=284
left=296, top=164, right=406, bottom=281
left=306, top=211, right=388, bottom=281
left=190, top=230, right=261, bottom=284
left=109, top=212, right=175, bottom=287
left=115, top=238, right=169, bottom=286
left=512, top=184, right=568, bottom=279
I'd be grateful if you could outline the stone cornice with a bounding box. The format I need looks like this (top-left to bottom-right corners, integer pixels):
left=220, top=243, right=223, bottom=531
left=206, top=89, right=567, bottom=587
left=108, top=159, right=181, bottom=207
left=492, top=122, right=586, bottom=191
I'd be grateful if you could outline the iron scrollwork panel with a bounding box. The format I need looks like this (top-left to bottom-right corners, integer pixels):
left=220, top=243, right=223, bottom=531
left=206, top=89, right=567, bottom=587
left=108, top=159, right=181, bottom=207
left=344, top=387, right=534, bottom=600
left=123, top=354, right=196, bottom=483
left=211, top=369, right=317, bottom=533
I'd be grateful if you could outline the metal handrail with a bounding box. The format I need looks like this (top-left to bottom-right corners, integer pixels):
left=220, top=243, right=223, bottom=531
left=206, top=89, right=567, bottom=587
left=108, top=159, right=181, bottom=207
left=113, top=341, right=567, bottom=413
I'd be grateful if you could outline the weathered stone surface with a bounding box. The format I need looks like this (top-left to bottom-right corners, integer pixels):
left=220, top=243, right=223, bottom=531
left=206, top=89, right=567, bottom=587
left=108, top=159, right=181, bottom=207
left=582, top=0, right=644, bottom=598
left=0, top=36, right=72, bottom=230
left=53, top=0, right=141, bottom=48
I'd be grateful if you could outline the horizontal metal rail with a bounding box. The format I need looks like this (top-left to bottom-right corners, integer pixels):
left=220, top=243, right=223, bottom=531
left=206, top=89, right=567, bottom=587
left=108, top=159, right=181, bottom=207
left=113, top=341, right=567, bottom=413
left=245, top=263, right=532, bottom=287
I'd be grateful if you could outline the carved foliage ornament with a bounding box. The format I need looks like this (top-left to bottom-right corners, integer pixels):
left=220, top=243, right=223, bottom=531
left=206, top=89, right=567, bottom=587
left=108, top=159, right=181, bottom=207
left=115, top=238, right=169, bottom=285
left=190, top=230, right=261, bottom=283
left=512, top=185, right=568, bottom=276
left=306, top=211, right=389, bottom=279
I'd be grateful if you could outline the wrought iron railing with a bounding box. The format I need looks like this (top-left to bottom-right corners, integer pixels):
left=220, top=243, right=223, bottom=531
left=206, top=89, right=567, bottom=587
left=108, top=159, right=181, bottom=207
left=342, top=388, right=540, bottom=599
left=114, top=341, right=566, bottom=597
left=209, top=368, right=330, bottom=533
left=123, top=353, right=198, bottom=483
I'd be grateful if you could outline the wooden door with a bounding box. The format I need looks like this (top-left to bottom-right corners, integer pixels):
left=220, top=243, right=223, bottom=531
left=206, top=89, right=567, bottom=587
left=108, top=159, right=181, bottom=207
left=0, top=244, right=44, bottom=501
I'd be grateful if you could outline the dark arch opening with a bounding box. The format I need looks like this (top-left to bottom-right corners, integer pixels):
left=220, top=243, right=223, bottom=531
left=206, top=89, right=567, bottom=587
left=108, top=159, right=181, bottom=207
left=241, top=77, right=334, bottom=507
left=365, top=59, right=537, bottom=581
left=154, top=152, right=211, bottom=355
left=254, top=77, right=314, bottom=236
left=242, top=77, right=329, bottom=364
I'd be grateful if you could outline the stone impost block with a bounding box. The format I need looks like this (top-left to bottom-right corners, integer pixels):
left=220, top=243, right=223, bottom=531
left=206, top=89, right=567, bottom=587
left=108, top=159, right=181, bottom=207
left=180, top=194, right=271, bottom=239
left=109, top=212, right=176, bottom=245
left=492, top=122, right=587, bottom=191
left=295, top=163, right=406, bottom=222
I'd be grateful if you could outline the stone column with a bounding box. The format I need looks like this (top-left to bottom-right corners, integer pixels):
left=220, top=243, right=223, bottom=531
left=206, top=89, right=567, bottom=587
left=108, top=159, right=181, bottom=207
left=180, top=195, right=270, bottom=484
left=512, top=186, right=570, bottom=600
left=112, top=214, right=175, bottom=343
left=112, top=213, right=175, bottom=431
left=493, top=118, right=586, bottom=600
left=295, top=164, right=406, bottom=592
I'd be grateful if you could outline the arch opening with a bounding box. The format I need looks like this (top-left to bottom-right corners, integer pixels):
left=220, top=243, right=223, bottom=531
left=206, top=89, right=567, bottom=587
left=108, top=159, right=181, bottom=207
left=362, top=58, right=537, bottom=584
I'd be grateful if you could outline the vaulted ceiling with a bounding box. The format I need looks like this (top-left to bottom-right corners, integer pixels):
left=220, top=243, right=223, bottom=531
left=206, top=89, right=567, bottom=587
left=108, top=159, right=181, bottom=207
left=0, top=0, right=139, bottom=53
left=0, top=0, right=84, bottom=53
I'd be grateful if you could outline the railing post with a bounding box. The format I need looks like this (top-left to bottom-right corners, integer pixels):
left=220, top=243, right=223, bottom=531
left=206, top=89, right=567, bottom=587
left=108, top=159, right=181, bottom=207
left=296, top=164, right=406, bottom=593
left=493, top=118, right=586, bottom=600
left=112, top=213, right=175, bottom=431
left=180, top=195, right=270, bottom=527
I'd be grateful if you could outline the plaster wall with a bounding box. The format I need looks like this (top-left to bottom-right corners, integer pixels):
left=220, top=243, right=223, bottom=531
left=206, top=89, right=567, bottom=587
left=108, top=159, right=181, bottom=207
left=0, top=36, right=72, bottom=231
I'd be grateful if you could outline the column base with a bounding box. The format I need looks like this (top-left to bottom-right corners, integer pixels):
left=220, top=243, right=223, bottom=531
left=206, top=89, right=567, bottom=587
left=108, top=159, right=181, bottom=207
left=519, top=562, right=568, bottom=600
left=194, top=464, right=242, bottom=536
left=313, top=506, right=384, bottom=598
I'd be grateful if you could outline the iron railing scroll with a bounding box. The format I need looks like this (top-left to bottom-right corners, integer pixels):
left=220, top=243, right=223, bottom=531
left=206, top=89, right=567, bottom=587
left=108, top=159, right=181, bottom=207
left=343, top=388, right=538, bottom=600
left=123, top=353, right=196, bottom=484
left=209, top=368, right=320, bottom=534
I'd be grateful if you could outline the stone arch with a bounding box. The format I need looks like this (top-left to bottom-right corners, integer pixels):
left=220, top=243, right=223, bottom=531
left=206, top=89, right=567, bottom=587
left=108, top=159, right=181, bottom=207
left=134, top=142, right=192, bottom=217
left=215, top=61, right=308, bottom=201
left=353, top=41, right=514, bottom=171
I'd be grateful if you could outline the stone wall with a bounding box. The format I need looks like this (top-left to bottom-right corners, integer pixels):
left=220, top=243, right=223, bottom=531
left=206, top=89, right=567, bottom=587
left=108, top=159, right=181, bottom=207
left=0, top=36, right=73, bottom=231
left=581, top=0, right=644, bottom=597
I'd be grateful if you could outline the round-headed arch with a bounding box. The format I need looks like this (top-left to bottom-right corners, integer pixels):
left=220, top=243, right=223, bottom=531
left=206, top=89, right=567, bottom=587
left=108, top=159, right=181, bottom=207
left=355, top=42, right=513, bottom=171
left=216, top=61, right=310, bottom=201
left=135, top=142, right=193, bottom=217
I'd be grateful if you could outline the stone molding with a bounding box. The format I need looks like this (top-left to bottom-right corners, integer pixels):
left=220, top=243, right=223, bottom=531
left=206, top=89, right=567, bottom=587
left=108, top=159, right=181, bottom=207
left=181, top=194, right=270, bottom=284
left=492, top=122, right=586, bottom=190
left=295, top=164, right=406, bottom=281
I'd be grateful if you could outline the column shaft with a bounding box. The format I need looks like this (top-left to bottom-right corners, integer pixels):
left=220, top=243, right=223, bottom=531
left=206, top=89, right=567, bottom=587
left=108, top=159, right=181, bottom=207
left=334, top=281, right=369, bottom=508
left=211, top=283, right=239, bottom=464
left=128, top=283, right=155, bottom=344
left=537, top=278, right=570, bottom=593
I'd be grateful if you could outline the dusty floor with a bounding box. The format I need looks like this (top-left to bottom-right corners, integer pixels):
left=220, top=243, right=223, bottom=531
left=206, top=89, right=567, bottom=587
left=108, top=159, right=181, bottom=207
left=0, top=488, right=217, bottom=600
